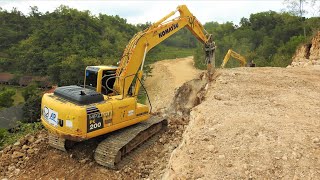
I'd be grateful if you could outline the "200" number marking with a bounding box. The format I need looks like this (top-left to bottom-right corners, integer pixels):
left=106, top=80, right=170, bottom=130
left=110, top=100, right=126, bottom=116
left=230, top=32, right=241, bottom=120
left=89, top=122, right=102, bottom=130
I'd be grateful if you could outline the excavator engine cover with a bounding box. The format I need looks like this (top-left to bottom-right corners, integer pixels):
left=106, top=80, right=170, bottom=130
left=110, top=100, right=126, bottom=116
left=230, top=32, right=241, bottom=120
left=54, top=85, right=104, bottom=105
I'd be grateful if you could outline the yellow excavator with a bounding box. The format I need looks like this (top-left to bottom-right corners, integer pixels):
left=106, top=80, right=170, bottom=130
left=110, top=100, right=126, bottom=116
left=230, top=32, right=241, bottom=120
left=221, top=49, right=247, bottom=68
left=41, top=5, right=215, bottom=168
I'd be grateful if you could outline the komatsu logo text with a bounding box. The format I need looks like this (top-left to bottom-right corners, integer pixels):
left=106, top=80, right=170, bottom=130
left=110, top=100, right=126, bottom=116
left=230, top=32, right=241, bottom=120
left=158, top=23, right=179, bottom=38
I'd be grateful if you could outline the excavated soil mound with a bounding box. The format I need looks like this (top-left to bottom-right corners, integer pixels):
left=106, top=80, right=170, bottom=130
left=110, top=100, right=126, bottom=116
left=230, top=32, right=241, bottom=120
left=0, top=121, right=188, bottom=179
left=164, top=67, right=320, bottom=179
left=169, top=72, right=220, bottom=118
left=170, top=78, right=207, bottom=116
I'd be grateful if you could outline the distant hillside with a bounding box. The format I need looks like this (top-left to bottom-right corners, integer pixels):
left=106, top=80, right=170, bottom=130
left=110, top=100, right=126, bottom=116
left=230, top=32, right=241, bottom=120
left=1, top=6, right=320, bottom=85
left=0, top=6, right=196, bottom=86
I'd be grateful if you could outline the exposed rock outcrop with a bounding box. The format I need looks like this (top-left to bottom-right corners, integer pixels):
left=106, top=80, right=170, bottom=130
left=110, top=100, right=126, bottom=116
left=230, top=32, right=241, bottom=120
left=289, top=31, right=320, bottom=67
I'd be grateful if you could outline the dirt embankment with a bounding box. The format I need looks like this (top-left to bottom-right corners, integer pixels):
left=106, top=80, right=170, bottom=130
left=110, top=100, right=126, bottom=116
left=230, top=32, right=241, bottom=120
left=164, top=67, right=320, bottom=179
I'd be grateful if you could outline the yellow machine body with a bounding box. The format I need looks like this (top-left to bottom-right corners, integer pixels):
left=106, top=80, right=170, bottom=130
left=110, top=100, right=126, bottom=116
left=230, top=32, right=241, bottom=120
left=41, top=66, right=150, bottom=141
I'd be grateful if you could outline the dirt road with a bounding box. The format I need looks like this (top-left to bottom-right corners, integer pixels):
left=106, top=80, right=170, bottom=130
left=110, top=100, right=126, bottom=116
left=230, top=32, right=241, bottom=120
left=144, top=56, right=201, bottom=111
left=165, top=65, right=320, bottom=179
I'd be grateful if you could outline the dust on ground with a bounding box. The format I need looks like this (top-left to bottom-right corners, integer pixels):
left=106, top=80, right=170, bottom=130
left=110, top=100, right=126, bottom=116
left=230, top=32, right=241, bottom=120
left=164, top=66, right=320, bottom=179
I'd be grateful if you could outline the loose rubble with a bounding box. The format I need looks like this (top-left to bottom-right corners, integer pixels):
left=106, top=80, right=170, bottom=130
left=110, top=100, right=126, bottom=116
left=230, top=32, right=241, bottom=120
left=0, top=130, right=46, bottom=178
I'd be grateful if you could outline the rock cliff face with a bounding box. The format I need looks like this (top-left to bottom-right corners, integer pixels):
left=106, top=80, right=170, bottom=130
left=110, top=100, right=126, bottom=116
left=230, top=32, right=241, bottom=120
left=290, top=31, right=320, bottom=67
left=309, top=31, right=320, bottom=61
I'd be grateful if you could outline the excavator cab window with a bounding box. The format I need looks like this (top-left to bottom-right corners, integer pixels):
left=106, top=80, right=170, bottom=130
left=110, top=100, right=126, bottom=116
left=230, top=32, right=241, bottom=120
left=85, top=70, right=98, bottom=89
left=101, top=70, right=116, bottom=95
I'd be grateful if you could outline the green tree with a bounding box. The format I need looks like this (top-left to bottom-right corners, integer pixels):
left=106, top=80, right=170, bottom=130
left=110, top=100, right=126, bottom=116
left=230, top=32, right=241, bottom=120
left=22, top=94, right=42, bottom=123
left=0, top=128, right=8, bottom=147
left=22, top=83, right=40, bottom=101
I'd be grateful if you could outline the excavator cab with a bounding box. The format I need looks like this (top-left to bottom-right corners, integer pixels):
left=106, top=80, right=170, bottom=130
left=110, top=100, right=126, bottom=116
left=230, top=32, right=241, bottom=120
left=84, top=66, right=118, bottom=95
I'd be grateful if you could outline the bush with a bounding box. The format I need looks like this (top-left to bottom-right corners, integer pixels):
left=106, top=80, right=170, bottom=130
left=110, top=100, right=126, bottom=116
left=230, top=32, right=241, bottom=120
left=21, top=83, right=40, bottom=101
left=22, top=94, right=42, bottom=123
left=0, top=128, right=8, bottom=148
left=0, top=87, right=15, bottom=108
left=0, top=122, right=43, bottom=149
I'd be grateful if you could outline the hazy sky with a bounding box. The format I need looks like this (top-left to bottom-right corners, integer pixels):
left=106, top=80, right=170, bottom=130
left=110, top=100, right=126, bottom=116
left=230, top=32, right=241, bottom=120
left=0, top=0, right=316, bottom=25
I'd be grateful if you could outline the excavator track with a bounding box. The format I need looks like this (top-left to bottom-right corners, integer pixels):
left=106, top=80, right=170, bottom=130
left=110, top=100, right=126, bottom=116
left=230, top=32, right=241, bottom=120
left=94, top=116, right=167, bottom=169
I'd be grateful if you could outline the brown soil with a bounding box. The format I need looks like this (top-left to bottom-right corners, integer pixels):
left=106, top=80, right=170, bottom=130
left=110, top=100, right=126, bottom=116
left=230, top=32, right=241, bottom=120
left=164, top=66, right=320, bottom=179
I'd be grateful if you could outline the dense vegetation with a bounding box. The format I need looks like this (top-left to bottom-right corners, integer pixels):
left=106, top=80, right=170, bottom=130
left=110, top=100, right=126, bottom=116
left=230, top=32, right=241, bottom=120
left=0, top=87, right=15, bottom=108
left=1, top=5, right=320, bottom=84
left=0, top=6, right=195, bottom=86
left=0, top=122, right=43, bottom=148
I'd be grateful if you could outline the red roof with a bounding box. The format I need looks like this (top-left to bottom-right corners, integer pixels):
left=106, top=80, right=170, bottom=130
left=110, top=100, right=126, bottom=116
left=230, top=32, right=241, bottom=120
left=19, top=76, right=33, bottom=86
left=0, top=73, right=14, bottom=82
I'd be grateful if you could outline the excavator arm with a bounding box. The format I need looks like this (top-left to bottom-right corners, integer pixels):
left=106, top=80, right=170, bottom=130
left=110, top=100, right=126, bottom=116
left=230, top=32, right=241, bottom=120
left=221, top=49, right=246, bottom=68
left=114, top=5, right=215, bottom=97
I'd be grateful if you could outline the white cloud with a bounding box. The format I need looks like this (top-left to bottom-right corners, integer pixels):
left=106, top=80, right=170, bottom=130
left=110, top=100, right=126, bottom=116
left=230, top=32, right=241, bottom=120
left=0, top=0, right=315, bottom=25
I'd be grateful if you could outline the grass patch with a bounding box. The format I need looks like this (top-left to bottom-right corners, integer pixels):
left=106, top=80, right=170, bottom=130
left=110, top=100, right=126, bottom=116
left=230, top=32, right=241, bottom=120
left=146, top=47, right=195, bottom=64
left=0, top=122, right=43, bottom=149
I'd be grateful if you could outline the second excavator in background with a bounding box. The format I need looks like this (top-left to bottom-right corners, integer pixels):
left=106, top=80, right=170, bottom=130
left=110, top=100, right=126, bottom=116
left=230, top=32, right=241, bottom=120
left=221, top=49, right=247, bottom=68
